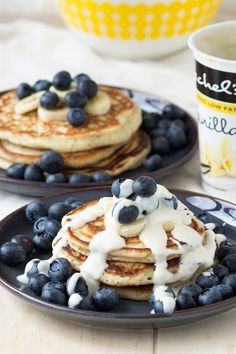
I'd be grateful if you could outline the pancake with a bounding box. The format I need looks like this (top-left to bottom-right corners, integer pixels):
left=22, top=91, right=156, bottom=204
left=0, top=86, right=141, bottom=153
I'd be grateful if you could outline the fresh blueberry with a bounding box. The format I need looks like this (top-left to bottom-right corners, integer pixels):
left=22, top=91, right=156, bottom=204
left=152, top=137, right=171, bottom=155
left=33, top=216, right=50, bottom=234
left=25, top=201, right=47, bottom=223
left=27, top=260, right=40, bottom=278
left=91, top=171, right=112, bottom=182
left=212, top=264, right=229, bottom=281
left=118, top=205, right=139, bottom=224
left=150, top=128, right=166, bottom=138
left=216, top=241, right=236, bottom=261
left=171, top=119, right=186, bottom=130
left=214, top=223, right=225, bottom=234
left=176, top=293, right=197, bottom=310
left=73, top=73, right=91, bottom=84
left=92, top=288, right=119, bottom=311
left=16, top=83, right=33, bottom=99
left=33, top=80, right=51, bottom=92
left=133, top=176, right=157, bottom=198
left=144, top=154, right=162, bottom=171
left=48, top=258, right=72, bottom=282
left=24, top=163, right=45, bottom=182
left=196, top=273, right=219, bottom=289
left=223, top=273, right=236, bottom=294
left=39, top=151, right=64, bottom=174
left=71, top=296, right=93, bottom=310
left=150, top=286, right=175, bottom=306
left=64, top=197, right=80, bottom=206
left=0, top=242, right=26, bottom=266
left=46, top=173, right=66, bottom=183
left=52, top=71, right=71, bottom=90
left=111, top=178, right=134, bottom=199
left=33, top=233, right=53, bottom=252
left=158, top=119, right=171, bottom=130
left=11, top=235, right=33, bottom=255
left=163, top=104, right=186, bottom=120
left=6, top=163, right=26, bottom=179
left=67, top=274, right=88, bottom=297
left=215, top=284, right=233, bottom=300
left=141, top=112, right=161, bottom=132
left=198, top=287, right=222, bottom=306
left=69, top=173, right=91, bottom=184
left=41, top=288, right=67, bottom=305
left=40, top=92, right=59, bottom=109
left=152, top=299, right=164, bottom=314
left=221, top=254, right=236, bottom=272
left=197, top=212, right=212, bottom=224
left=64, top=91, right=87, bottom=108
left=28, top=273, right=50, bottom=296
left=67, top=108, right=85, bottom=127
left=48, top=202, right=73, bottom=221
left=44, top=219, right=61, bottom=238
left=178, top=284, right=202, bottom=301
left=71, top=201, right=84, bottom=209
left=166, top=125, right=187, bottom=149
left=77, top=79, right=98, bottom=99
left=42, top=281, right=67, bottom=295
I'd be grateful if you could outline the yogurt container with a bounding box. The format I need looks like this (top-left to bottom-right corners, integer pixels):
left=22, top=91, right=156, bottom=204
left=188, top=21, right=236, bottom=199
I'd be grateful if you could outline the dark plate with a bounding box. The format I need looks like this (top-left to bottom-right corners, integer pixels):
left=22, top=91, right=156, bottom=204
left=0, top=188, right=236, bottom=329
left=0, top=87, right=198, bottom=197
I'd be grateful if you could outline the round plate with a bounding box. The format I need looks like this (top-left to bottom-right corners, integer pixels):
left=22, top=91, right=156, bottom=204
left=0, top=87, right=197, bottom=197
left=0, top=188, right=236, bottom=329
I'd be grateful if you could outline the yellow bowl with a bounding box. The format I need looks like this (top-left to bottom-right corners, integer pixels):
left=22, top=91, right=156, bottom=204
left=56, top=0, right=222, bottom=59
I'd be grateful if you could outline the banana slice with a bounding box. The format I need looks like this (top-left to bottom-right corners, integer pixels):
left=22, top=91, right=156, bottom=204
left=50, top=83, right=76, bottom=101
left=120, top=218, right=146, bottom=237
left=85, top=91, right=111, bottom=116
left=14, top=91, right=46, bottom=114
left=38, top=106, right=69, bottom=122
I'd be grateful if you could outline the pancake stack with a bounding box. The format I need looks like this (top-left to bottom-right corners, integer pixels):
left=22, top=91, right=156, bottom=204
left=52, top=180, right=217, bottom=301
left=0, top=84, right=150, bottom=176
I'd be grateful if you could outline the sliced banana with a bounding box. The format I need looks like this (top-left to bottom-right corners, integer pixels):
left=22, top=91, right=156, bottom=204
left=38, top=106, right=69, bottom=122
left=85, top=91, right=111, bottom=116
left=120, top=218, right=146, bottom=237
left=14, top=91, right=46, bottom=114
left=50, top=82, right=76, bottom=101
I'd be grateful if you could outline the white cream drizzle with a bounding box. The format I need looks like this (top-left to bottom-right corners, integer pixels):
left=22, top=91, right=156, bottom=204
left=68, top=293, right=83, bottom=309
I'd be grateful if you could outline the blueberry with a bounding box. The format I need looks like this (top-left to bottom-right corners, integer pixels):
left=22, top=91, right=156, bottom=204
left=153, top=297, right=176, bottom=314
left=158, top=119, right=170, bottom=130
left=197, top=212, right=211, bottom=224
left=221, top=254, right=236, bottom=272
left=77, top=79, right=98, bottom=99
left=171, top=119, right=186, bottom=130
left=150, top=129, right=166, bottom=138
left=64, top=197, right=80, bottom=206
left=42, top=281, right=67, bottom=295
left=216, top=241, right=236, bottom=261
left=71, top=201, right=84, bottom=209
left=44, top=219, right=61, bottom=237
left=150, top=286, right=175, bottom=306
left=33, top=233, right=53, bottom=253
left=52, top=71, right=71, bottom=90
left=141, top=112, right=161, bottom=132
left=48, top=258, right=72, bottom=282
left=41, top=288, right=67, bottom=305
left=6, top=163, right=26, bottom=179
left=25, top=201, right=47, bottom=223
left=212, top=264, right=229, bottom=281
left=152, top=136, right=171, bottom=155
left=67, top=274, right=88, bottom=297
left=46, top=173, right=66, bottom=183
left=166, top=126, right=187, bottom=149
left=118, top=205, right=139, bottom=224
left=33, top=80, right=51, bottom=92
left=215, top=284, right=233, bottom=300
left=11, top=235, right=33, bottom=255
left=144, top=154, right=162, bottom=171
left=16, top=83, right=33, bottom=100
left=0, top=242, right=26, bottom=266
left=111, top=178, right=134, bottom=198
left=72, top=296, right=93, bottom=310
left=178, top=284, right=202, bottom=301
left=40, top=92, right=59, bottom=109
left=69, top=173, right=91, bottom=184
left=152, top=299, right=164, bottom=314
left=64, top=91, right=87, bottom=108
left=196, top=273, right=219, bottom=289
left=133, top=176, right=157, bottom=198
left=223, top=273, right=236, bottom=294
left=67, top=108, right=85, bottom=127
left=92, top=288, right=119, bottom=311
left=74, top=73, right=91, bottom=84
left=176, top=293, right=197, bottom=310
left=27, top=260, right=40, bottom=278
left=24, top=163, right=45, bottom=182
left=28, top=273, right=50, bottom=296
left=198, top=287, right=222, bottom=306
left=33, top=216, right=50, bottom=234
left=48, top=202, right=73, bottom=221
left=91, top=171, right=112, bottom=182
left=39, top=151, right=64, bottom=174
left=214, top=223, right=225, bottom=234
left=163, top=104, right=186, bottom=120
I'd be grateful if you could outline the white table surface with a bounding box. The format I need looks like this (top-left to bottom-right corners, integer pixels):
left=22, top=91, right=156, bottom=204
left=0, top=1, right=235, bottom=353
